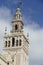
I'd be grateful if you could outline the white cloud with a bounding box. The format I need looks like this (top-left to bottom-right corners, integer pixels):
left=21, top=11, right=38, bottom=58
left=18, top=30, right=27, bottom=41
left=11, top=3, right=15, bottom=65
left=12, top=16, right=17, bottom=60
left=24, top=22, right=43, bottom=65
left=0, top=7, right=12, bottom=53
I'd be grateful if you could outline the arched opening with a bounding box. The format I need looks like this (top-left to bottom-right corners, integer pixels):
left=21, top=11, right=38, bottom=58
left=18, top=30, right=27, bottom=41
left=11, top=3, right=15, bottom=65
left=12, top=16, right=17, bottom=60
left=12, top=38, right=15, bottom=47
left=12, top=59, right=14, bottom=62
left=16, top=40, right=18, bottom=46
left=15, top=24, right=18, bottom=31
left=7, top=62, right=9, bottom=65
left=5, top=41, right=7, bottom=47
left=8, top=41, right=10, bottom=47
left=19, top=39, right=22, bottom=46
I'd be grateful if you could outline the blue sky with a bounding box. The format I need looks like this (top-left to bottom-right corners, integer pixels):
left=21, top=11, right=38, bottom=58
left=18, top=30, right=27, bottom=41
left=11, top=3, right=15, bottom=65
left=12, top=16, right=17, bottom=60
left=0, top=0, right=43, bottom=65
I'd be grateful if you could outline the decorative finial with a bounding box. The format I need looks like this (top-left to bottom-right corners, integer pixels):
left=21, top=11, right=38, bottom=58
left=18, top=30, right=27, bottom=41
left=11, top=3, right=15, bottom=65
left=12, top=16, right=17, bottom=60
left=5, top=27, right=7, bottom=34
left=18, top=2, right=22, bottom=8
left=27, top=33, right=29, bottom=40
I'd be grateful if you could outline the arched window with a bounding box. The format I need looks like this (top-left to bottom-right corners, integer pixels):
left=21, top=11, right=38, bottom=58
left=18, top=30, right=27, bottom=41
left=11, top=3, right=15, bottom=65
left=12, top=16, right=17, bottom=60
left=12, top=38, right=15, bottom=47
left=12, top=59, right=14, bottom=62
left=7, top=62, right=9, bottom=65
left=19, top=39, right=22, bottom=46
left=16, top=40, right=18, bottom=46
left=8, top=41, right=10, bottom=47
left=5, top=41, right=7, bottom=47
left=15, top=24, right=18, bottom=30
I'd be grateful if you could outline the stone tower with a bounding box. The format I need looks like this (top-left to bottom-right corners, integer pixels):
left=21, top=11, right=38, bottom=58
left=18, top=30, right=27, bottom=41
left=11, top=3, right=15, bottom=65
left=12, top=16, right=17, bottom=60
left=3, top=6, right=29, bottom=65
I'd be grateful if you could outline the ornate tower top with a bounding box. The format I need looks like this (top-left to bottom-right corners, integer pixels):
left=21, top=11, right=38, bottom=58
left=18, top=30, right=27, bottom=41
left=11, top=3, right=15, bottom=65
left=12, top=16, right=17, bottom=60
left=12, top=2, right=22, bottom=21
left=13, top=8, right=22, bottom=21
left=12, top=8, right=22, bottom=22
left=11, top=2, right=23, bottom=33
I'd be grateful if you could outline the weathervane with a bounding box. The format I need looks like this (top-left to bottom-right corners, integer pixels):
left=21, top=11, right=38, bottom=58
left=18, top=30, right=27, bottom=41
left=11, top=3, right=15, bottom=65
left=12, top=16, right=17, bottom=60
left=18, top=1, right=22, bottom=8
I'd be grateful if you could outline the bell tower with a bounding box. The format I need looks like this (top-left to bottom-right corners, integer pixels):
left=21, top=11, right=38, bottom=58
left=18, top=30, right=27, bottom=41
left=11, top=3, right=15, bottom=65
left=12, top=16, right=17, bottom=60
left=11, top=7, right=23, bottom=33
left=3, top=2, right=29, bottom=65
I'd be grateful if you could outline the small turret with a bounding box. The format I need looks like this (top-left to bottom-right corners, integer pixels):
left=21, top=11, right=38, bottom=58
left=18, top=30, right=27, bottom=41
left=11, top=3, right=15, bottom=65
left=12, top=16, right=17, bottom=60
left=13, top=8, right=22, bottom=21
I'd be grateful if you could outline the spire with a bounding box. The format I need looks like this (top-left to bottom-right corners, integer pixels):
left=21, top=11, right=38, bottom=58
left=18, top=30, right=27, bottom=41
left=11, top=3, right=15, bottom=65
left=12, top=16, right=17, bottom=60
left=13, top=2, right=22, bottom=22
left=11, top=2, right=23, bottom=33
left=15, top=8, right=22, bottom=20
